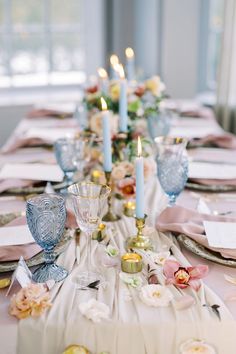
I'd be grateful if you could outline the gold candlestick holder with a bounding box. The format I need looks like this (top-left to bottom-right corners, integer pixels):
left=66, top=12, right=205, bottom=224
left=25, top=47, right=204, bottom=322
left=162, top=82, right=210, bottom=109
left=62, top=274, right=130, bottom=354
left=102, top=171, right=121, bottom=222
left=127, top=214, right=152, bottom=250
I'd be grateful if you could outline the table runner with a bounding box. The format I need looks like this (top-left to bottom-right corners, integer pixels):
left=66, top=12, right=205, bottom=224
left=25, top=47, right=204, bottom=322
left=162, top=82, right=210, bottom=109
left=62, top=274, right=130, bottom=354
left=1, top=104, right=236, bottom=353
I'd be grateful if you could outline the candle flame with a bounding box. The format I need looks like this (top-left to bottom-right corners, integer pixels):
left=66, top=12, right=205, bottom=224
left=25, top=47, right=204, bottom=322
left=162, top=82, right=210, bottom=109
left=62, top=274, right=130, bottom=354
left=118, top=64, right=125, bottom=79
left=97, top=67, right=108, bottom=79
left=110, top=54, right=119, bottom=66
left=101, top=97, right=107, bottom=111
left=137, top=136, right=142, bottom=157
left=125, top=47, right=134, bottom=59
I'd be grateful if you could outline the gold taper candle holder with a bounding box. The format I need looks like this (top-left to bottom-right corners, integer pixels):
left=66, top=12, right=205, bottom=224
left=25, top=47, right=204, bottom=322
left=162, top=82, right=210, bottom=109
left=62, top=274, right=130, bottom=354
left=127, top=214, right=152, bottom=250
left=102, top=171, right=121, bottom=222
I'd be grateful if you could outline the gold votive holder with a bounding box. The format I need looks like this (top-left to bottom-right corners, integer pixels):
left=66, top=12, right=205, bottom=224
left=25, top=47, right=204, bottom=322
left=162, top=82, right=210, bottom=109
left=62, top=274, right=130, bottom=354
left=91, top=170, right=104, bottom=184
left=121, top=253, right=143, bottom=273
left=123, top=200, right=136, bottom=217
left=63, top=345, right=90, bottom=354
left=102, top=171, right=121, bottom=222
left=127, top=214, right=153, bottom=250
left=92, top=223, right=107, bottom=242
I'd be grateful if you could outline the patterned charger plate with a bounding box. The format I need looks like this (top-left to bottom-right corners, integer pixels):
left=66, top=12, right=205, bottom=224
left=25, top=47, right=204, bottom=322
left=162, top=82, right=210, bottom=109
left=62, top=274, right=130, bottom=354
left=177, top=233, right=236, bottom=267
left=186, top=181, right=236, bottom=193
left=2, top=179, right=73, bottom=196
left=0, top=229, right=73, bottom=273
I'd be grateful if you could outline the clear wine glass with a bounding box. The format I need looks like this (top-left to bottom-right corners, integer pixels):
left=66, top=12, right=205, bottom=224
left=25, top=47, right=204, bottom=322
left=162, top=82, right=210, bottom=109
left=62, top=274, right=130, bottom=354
left=26, top=194, right=68, bottom=283
left=68, top=182, right=110, bottom=287
left=155, top=136, right=188, bottom=206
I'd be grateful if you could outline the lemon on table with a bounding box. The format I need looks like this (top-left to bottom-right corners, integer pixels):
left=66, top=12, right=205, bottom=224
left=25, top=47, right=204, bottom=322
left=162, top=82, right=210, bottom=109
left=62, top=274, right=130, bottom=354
left=0, top=278, right=11, bottom=289
left=63, top=345, right=90, bottom=354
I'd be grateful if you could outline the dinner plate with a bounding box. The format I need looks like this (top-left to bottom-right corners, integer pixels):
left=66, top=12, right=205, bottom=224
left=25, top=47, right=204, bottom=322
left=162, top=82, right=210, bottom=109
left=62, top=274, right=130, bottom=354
left=177, top=233, right=236, bottom=267
left=185, top=181, right=236, bottom=193
left=0, top=228, right=73, bottom=273
left=2, top=179, right=73, bottom=196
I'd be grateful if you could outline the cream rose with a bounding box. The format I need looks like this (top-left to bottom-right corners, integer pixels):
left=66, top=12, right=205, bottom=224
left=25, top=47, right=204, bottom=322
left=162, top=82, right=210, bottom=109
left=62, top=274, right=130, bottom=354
left=79, top=299, right=110, bottom=323
left=179, top=339, right=216, bottom=354
left=139, top=284, right=173, bottom=307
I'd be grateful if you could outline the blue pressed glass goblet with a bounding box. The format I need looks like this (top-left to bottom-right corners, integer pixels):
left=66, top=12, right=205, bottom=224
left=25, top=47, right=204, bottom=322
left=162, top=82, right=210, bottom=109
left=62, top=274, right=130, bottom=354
left=155, top=136, right=188, bottom=206
left=54, top=137, right=86, bottom=184
left=147, top=110, right=171, bottom=141
left=26, top=194, right=68, bottom=283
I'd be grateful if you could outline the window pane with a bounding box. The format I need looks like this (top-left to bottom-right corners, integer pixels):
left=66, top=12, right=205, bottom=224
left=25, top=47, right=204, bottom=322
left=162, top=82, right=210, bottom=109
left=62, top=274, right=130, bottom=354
left=52, top=33, right=84, bottom=72
left=0, top=35, right=7, bottom=75
left=11, top=34, right=48, bottom=74
left=50, top=0, right=82, bottom=25
left=0, top=0, right=4, bottom=30
left=11, top=0, right=44, bottom=27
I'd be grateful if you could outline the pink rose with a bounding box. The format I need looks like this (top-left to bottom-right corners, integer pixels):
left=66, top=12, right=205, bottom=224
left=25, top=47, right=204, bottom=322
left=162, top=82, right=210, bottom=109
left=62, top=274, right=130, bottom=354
left=117, top=177, right=136, bottom=197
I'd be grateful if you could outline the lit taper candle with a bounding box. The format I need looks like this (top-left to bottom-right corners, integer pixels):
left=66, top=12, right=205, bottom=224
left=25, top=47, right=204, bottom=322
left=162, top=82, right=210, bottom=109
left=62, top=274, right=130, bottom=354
left=97, top=67, right=109, bottom=95
left=135, top=136, right=144, bottom=218
left=101, top=97, right=112, bottom=172
left=110, top=54, right=120, bottom=80
left=125, top=47, right=135, bottom=81
left=118, top=64, right=128, bottom=133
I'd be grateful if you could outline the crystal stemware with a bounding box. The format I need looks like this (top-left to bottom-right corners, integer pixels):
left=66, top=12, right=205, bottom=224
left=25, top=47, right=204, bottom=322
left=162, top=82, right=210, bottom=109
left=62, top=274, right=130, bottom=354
left=68, top=182, right=110, bottom=287
left=26, top=194, right=68, bottom=283
left=147, top=110, right=171, bottom=141
left=54, top=137, right=86, bottom=184
left=155, top=136, right=188, bottom=206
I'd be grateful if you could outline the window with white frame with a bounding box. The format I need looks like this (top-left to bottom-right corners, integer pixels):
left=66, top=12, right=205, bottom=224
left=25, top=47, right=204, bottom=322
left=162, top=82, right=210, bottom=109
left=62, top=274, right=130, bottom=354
left=0, top=0, right=86, bottom=88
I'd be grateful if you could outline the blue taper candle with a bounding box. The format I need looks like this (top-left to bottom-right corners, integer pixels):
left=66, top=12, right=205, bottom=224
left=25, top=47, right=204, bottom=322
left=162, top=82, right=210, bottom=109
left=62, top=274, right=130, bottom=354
left=135, top=136, right=144, bottom=218
left=101, top=97, right=112, bottom=172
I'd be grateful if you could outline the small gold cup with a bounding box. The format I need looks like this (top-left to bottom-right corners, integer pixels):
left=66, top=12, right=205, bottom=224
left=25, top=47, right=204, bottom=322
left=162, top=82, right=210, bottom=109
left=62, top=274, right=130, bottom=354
left=123, top=201, right=135, bottom=217
left=121, top=253, right=143, bottom=273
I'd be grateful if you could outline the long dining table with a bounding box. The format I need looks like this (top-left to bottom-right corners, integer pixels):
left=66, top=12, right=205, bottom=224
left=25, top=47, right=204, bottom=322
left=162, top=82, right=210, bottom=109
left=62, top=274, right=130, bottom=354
left=1, top=101, right=236, bottom=354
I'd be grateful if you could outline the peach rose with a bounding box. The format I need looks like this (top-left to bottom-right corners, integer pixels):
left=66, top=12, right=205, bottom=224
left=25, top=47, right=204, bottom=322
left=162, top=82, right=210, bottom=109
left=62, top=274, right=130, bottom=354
left=90, top=112, right=118, bottom=137
left=117, top=177, right=136, bottom=197
left=143, top=158, right=156, bottom=180
left=9, top=283, right=52, bottom=320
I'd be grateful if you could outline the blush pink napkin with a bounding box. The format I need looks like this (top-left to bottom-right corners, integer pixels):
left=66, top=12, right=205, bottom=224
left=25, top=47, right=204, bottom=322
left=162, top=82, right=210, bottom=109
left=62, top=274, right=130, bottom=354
left=190, top=133, right=236, bottom=150
left=189, top=178, right=236, bottom=186
left=0, top=179, right=34, bottom=193
left=27, top=108, right=72, bottom=119
left=0, top=216, right=41, bottom=262
left=156, top=205, right=236, bottom=259
left=0, top=211, right=76, bottom=262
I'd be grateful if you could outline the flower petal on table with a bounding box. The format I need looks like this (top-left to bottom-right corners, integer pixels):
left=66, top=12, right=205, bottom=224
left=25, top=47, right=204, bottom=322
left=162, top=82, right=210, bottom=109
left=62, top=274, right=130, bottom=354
left=188, top=265, right=208, bottom=279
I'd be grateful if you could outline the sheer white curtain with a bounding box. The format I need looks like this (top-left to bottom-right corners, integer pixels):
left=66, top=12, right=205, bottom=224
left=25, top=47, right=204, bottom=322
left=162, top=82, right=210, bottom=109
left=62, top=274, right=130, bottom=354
left=216, top=0, right=236, bottom=133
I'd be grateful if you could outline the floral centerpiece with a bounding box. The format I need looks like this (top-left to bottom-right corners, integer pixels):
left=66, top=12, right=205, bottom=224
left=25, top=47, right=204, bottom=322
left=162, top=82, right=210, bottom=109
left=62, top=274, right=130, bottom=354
left=84, top=75, right=166, bottom=121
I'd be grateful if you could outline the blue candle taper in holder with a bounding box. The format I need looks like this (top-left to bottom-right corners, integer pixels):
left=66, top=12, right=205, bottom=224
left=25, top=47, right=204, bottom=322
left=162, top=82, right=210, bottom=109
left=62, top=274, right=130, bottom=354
left=135, top=136, right=144, bottom=218
left=101, top=97, right=112, bottom=172
left=118, top=64, right=128, bottom=133
left=125, top=47, right=135, bottom=82
left=110, top=54, right=120, bottom=80
left=97, top=67, right=109, bottom=95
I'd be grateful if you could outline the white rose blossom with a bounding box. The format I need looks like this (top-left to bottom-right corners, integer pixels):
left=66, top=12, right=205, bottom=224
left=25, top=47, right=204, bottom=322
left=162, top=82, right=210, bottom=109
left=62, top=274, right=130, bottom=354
left=119, top=272, right=143, bottom=288
left=179, top=339, right=216, bottom=354
left=79, top=299, right=110, bottom=323
left=146, top=250, right=173, bottom=266
left=139, top=284, right=173, bottom=307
